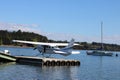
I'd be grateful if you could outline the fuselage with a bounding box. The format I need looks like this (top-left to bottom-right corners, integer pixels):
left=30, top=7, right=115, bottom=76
left=36, top=45, right=72, bottom=56
left=12, top=39, right=80, bottom=56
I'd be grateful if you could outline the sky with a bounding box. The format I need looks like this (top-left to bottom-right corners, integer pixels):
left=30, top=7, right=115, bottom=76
left=0, top=0, right=120, bottom=44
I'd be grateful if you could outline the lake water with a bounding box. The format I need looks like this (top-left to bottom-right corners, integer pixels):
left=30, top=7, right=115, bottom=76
left=0, top=46, right=120, bottom=80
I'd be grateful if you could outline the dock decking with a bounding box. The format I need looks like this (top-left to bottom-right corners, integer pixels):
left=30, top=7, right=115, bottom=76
left=16, top=56, right=80, bottom=66
left=0, top=52, right=16, bottom=63
left=0, top=52, right=80, bottom=66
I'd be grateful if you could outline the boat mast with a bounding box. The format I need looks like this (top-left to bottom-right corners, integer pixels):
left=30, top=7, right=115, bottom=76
left=101, top=21, right=103, bottom=50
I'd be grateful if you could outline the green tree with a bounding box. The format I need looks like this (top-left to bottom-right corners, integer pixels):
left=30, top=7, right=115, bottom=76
left=0, top=37, right=2, bottom=45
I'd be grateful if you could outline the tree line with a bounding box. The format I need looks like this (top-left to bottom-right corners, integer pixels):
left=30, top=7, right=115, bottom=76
left=79, top=42, right=120, bottom=51
left=0, top=30, right=68, bottom=46
left=0, top=30, right=120, bottom=51
left=0, top=30, right=48, bottom=45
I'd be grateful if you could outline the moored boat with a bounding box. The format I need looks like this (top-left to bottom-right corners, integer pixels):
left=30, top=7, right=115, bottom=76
left=86, top=50, right=113, bottom=56
left=86, top=22, right=113, bottom=56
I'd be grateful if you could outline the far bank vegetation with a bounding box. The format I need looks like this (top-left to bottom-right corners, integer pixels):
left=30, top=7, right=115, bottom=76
left=0, top=30, right=120, bottom=51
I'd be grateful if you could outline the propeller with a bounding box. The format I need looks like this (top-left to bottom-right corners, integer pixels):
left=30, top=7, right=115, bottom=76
left=33, top=47, right=37, bottom=50
left=33, top=45, right=44, bottom=53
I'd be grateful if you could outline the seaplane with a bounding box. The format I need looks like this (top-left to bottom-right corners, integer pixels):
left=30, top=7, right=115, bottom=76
left=12, top=39, right=80, bottom=57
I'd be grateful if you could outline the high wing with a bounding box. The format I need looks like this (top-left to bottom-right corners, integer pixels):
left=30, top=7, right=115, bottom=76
left=12, top=40, right=79, bottom=46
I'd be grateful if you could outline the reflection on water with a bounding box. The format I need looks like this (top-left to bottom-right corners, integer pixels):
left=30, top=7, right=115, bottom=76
left=0, top=63, right=80, bottom=80
left=0, top=47, right=120, bottom=80
left=40, top=66, right=80, bottom=80
left=0, top=62, right=16, bottom=70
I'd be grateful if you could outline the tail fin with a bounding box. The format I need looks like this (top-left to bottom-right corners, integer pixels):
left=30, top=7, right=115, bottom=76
left=61, top=38, right=78, bottom=50
left=67, top=38, right=75, bottom=48
left=62, top=39, right=75, bottom=50
left=59, top=39, right=80, bottom=56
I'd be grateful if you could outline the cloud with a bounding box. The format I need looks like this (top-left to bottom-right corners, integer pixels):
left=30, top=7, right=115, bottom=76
left=103, top=35, right=120, bottom=44
left=43, top=32, right=120, bottom=44
left=0, top=22, right=40, bottom=33
left=42, top=32, right=98, bottom=42
left=0, top=22, right=120, bottom=44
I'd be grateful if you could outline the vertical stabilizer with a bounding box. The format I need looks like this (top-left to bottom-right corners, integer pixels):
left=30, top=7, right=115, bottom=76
left=62, top=39, right=75, bottom=50
left=67, top=38, right=75, bottom=48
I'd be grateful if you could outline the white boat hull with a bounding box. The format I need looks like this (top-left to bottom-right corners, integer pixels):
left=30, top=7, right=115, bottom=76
left=86, top=51, right=113, bottom=56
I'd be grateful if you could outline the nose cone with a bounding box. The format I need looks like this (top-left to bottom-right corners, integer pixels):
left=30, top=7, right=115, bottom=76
left=33, top=47, right=37, bottom=50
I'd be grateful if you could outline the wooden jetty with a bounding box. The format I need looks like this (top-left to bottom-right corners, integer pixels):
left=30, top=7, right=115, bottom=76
left=16, top=56, right=80, bottom=66
left=0, top=51, right=16, bottom=63
left=0, top=52, right=80, bottom=66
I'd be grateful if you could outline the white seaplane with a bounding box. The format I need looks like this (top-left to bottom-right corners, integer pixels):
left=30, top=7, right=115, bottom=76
left=12, top=39, right=80, bottom=57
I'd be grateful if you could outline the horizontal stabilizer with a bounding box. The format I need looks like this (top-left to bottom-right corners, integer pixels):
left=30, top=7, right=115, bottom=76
left=71, top=51, right=80, bottom=54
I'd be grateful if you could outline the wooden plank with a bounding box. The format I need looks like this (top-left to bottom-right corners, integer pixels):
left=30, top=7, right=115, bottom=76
left=0, top=52, right=16, bottom=62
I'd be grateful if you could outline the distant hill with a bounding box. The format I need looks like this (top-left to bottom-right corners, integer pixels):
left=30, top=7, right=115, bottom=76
left=0, top=30, right=48, bottom=45
left=0, top=30, right=67, bottom=46
left=79, top=42, right=120, bottom=51
left=0, top=30, right=120, bottom=51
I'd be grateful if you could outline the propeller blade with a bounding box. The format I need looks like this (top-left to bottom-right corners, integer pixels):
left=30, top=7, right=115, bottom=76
left=33, top=47, right=37, bottom=50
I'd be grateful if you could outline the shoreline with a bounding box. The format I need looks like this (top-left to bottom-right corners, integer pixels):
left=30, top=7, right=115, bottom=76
left=0, top=45, right=33, bottom=48
left=1, top=45, right=120, bottom=52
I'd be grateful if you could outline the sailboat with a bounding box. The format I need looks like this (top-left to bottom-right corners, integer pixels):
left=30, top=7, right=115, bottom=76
left=86, top=22, right=113, bottom=56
